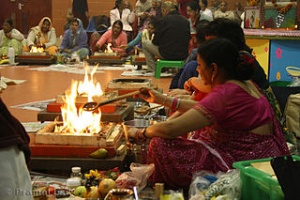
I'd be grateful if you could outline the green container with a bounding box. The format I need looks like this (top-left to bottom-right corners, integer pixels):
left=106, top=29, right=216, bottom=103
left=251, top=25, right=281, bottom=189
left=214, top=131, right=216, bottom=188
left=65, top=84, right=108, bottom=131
left=233, top=156, right=300, bottom=200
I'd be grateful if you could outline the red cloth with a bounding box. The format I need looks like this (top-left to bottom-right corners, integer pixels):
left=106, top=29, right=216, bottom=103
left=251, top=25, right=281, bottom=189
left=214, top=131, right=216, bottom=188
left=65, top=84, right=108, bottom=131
left=147, top=83, right=289, bottom=190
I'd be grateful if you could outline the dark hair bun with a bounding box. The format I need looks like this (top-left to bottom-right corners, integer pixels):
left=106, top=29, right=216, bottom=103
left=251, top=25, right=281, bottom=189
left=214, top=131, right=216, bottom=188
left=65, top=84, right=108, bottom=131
left=235, top=51, right=255, bottom=80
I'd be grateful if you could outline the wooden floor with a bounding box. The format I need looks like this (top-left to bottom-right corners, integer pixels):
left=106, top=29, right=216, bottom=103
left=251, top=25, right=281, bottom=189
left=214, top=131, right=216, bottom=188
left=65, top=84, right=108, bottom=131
left=0, top=65, right=172, bottom=122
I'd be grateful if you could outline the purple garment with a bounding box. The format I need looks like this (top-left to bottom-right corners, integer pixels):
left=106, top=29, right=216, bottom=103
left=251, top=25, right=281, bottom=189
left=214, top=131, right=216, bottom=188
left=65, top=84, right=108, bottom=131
left=60, top=19, right=89, bottom=53
left=147, top=82, right=289, bottom=190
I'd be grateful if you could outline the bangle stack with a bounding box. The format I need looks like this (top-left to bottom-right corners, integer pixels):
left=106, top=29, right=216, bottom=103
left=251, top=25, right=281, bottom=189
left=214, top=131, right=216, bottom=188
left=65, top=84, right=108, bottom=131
left=171, top=97, right=180, bottom=112
left=135, top=128, right=148, bottom=143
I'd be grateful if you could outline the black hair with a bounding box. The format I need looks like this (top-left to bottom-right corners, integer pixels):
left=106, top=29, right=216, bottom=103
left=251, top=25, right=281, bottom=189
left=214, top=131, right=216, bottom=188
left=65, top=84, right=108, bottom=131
left=43, top=18, right=51, bottom=25
left=113, top=20, right=123, bottom=30
left=195, top=19, right=210, bottom=44
left=205, top=18, right=252, bottom=52
left=201, top=0, right=208, bottom=7
left=3, top=18, right=13, bottom=27
left=187, top=1, right=201, bottom=12
left=113, top=0, right=123, bottom=9
left=198, top=38, right=255, bottom=81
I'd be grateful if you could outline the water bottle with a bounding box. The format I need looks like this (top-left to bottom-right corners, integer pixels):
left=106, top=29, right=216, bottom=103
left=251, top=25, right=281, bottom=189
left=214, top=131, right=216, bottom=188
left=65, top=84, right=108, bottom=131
left=67, top=167, right=82, bottom=188
left=8, top=47, right=15, bottom=64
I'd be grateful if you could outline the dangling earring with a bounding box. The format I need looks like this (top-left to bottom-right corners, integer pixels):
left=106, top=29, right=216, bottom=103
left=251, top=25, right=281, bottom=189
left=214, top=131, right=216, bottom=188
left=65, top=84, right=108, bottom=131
left=211, top=74, right=215, bottom=84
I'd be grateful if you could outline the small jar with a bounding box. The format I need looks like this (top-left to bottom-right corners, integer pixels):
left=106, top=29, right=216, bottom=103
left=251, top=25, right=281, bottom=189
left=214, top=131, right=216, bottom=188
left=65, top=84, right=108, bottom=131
left=67, top=167, right=83, bottom=188
left=70, top=167, right=82, bottom=179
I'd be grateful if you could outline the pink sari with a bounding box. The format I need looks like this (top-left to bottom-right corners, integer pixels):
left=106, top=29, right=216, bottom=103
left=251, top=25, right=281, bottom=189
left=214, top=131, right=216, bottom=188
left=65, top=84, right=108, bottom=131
left=147, top=83, right=289, bottom=190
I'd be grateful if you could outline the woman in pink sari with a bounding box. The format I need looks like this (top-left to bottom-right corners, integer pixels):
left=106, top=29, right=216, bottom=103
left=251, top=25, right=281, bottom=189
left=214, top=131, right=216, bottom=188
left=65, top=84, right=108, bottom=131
left=130, top=38, right=289, bottom=190
left=95, top=20, right=127, bottom=57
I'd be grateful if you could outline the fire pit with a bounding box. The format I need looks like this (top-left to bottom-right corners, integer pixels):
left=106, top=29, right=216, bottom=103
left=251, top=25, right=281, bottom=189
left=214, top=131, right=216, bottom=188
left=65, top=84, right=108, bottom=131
left=88, top=43, right=125, bottom=65
left=30, top=65, right=126, bottom=158
left=16, top=52, right=55, bottom=65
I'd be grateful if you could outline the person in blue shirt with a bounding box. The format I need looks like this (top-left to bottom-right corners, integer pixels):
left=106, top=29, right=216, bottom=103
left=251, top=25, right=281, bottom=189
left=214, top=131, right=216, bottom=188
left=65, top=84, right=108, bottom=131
left=120, top=19, right=157, bottom=55
left=58, top=18, right=89, bottom=60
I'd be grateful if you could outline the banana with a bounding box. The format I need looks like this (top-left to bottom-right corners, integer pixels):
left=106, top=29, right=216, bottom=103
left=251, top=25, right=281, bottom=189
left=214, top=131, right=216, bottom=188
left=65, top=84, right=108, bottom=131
left=0, top=59, right=10, bottom=65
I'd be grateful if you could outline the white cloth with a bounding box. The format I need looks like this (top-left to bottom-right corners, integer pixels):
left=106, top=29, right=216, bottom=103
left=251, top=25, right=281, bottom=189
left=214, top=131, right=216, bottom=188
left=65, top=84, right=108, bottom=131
left=26, top=27, right=57, bottom=48
left=200, top=8, right=213, bottom=18
left=0, top=29, right=24, bottom=47
left=0, top=146, right=32, bottom=200
left=109, top=8, right=135, bottom=32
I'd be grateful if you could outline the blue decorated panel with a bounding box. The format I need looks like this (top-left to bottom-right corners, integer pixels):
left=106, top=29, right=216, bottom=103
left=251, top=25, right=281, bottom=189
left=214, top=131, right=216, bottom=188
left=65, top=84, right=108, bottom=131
left=269, top=40, right=300, bottom=82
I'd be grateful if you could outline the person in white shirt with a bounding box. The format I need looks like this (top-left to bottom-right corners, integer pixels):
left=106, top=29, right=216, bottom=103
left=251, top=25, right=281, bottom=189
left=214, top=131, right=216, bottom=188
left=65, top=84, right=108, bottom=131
left=0, top=18, right=24, bottom=56
left=213, top=1, right=236, bottom=21
left=200, top=0, right=213, bottom=18
left=110, top=0, right=136, bottom=42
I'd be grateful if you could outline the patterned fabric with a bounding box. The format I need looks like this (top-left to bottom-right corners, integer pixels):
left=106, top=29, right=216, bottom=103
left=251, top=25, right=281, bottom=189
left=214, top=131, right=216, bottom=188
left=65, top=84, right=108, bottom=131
left=147, top=82, right=289, bottom=190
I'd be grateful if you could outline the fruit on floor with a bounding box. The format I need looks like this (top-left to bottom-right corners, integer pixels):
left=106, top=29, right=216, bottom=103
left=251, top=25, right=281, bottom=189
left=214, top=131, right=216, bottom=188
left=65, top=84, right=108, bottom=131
left=85, top=186, right=100, bottom=199
left=73, top=186, right=87, bottom=198
left=98, top=178, right=117, bottom=195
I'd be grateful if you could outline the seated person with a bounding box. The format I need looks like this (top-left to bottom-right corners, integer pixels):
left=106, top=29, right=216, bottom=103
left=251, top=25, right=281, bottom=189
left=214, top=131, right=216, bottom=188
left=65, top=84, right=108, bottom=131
left=95, top=20, right=127, bottom=57
left=170, top=18, right=270, bottom=92
left=129, top=38, right=289, bottom=190
left=110, top=0, right=135, bottom=42
left=142, top=1, right=190, bottom=72
left=23, top=17, right=57, bottom=55
left=0, top=96, right=32, bottom=199
left=169, top=19, right=210, bottom=89
left=213, top=1, right=237, bottom=21
left=187, top=1, right=212, bottom=53
left=58, top=18, right=89, bottom=61
left=120, top=19, right=157, bottom=54
left=138, top=0, right=162, bottom=32
left=0, top=18, right=24, bottom=56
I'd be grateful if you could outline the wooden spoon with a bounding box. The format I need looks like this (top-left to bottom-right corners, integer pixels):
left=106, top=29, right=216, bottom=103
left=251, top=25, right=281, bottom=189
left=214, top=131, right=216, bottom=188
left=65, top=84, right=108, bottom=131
left=83, top=90, right=140, bottom=111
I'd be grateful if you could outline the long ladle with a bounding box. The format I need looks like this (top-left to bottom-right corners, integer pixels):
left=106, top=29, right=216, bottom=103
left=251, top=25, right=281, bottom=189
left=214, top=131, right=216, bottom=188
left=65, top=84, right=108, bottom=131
left=83, top=90, right=140, bottom=111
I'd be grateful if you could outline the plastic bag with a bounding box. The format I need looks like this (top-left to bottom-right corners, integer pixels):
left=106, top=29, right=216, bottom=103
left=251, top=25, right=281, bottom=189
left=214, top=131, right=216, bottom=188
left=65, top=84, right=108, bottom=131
left=204, top=169, right=241, bottom=200
left=115, top=163, right=155, bottom=191
left=189, top=170, right=224, bottom=200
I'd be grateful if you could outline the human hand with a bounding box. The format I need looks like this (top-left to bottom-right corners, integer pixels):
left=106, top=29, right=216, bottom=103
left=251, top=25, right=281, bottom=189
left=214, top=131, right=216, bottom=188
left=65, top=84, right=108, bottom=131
left=5, top=32, right=12, bottom=39
left=185, top=77, right=211, bottom=93
left=168, top=89, right=190, bottom=97
left=136, top=87, right=164, bottom=104
left=126, top=127, right=138, bottom=139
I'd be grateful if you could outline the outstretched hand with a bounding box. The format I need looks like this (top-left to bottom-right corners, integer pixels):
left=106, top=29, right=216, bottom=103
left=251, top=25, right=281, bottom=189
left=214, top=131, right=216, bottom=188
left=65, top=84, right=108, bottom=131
left=135, top=87, right=163, bottom=104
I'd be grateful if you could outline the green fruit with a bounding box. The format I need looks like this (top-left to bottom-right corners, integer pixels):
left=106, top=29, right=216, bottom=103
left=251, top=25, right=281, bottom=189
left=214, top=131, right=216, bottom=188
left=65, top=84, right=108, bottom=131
left=73, top=186, right=86, bottom=198
left=90, top=148, right=108, bottom=159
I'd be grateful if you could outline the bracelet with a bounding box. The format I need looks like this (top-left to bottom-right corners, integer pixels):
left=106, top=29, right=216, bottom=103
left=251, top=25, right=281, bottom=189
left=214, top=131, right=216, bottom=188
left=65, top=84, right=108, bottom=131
left=135, top=129, right=147, bottom=143
left=142, top=128, right=149, bottom=139
left=175, top=98, right=180, bottom=110
left=171, top=97, right=178, bottom=111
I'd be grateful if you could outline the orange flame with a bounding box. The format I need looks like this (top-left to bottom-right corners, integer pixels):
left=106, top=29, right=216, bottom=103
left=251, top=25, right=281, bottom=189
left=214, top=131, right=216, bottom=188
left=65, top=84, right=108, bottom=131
left=104, top=43, right=113, bottom=53
left=60, top=65, right=103, bottom=134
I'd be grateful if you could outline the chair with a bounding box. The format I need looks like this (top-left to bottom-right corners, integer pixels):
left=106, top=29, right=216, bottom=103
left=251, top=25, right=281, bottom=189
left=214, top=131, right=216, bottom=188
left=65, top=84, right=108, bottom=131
left=155, top=59, right=184, bottom=79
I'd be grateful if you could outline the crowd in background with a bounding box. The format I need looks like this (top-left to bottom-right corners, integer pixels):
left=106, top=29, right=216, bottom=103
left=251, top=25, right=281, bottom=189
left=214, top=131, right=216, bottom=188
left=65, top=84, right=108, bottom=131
left=0, top=0, right=244, bottom=60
